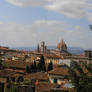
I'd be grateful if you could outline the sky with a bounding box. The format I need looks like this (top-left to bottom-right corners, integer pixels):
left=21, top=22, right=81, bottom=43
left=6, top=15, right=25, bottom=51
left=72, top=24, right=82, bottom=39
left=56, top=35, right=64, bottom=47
left=0, top=0, right=92, bottom=48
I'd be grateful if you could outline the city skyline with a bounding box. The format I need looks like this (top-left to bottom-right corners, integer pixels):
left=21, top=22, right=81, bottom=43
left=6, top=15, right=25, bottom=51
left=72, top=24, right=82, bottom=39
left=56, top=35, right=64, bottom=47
left=0, top=0, right=92, bottom=48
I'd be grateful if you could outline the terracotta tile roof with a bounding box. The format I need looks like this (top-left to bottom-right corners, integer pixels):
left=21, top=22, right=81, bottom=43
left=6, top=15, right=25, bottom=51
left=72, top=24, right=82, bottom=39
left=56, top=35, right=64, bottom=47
left=24, top=72, right=49, bottom=81
left=48, top=67, right=70, bottom=76
left=36, top=82, right=57, bottom=92
left=4, top=61, right=30, bottom=69
left=44, top=53, right=61, bottom=59
left=56, top=40, right=67, bottom=50
left=30, top=51, right=61, bottom=59
left=5, top=68, right=25, bottom=74
left=12, top=73, right=24, bottom=77
left=36, top=81, right=74, bottom=92
left=0, top=70, right=15, bottom=78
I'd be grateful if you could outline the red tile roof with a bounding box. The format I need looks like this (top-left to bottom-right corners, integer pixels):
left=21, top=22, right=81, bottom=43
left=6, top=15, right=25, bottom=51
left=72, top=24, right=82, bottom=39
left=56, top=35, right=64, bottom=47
left=48, top=67, right=70, bottom=76
left=24, top=72, right=49, bottom=81
left=36, top=82, right=57, bottom=92
left=4, top=61, right=30, bottom=69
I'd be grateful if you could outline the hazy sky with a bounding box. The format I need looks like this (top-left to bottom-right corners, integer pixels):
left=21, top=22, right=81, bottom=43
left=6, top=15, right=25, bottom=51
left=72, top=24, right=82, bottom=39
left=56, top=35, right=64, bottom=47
left=0, top=0, right=92, bottom=48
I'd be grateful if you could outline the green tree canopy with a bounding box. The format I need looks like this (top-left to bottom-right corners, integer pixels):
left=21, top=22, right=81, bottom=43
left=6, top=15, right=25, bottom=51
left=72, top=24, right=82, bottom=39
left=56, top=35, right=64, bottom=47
left=69, top=61, right=92, bottom=92
left=48, top=62, right=53, bottom=71
left=39, top=55, right=46, bottom=71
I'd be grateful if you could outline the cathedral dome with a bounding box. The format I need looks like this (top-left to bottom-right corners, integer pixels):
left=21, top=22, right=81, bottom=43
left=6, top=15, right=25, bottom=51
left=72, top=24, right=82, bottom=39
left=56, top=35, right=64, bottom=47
left=56, top=40, right=67, bottom=51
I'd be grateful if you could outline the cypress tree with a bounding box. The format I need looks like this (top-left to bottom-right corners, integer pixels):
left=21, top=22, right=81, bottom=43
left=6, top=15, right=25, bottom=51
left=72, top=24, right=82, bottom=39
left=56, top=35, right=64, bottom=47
left=34, top=60, right=37, bottom=72
left=30, top=63, right=34, bottom=72
left=36, top=62, right=41, bottom=72
left=26, top=65, right=30, bottom=73
left=48, top=62, right=53, bottom=71
left=39, top=55, right=46, bottom=71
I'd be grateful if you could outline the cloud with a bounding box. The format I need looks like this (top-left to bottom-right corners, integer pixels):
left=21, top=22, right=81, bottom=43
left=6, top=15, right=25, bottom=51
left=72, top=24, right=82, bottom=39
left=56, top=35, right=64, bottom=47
left=46, top=0, right=92, bottom=19
left=0, top=20, right=92, bottom=48
left=0, top=22, right=3, bottom=24
left=7, top=0, right=47, bottom=7
left=63, top=26, right=92, bottom=48
left=7, top=0, right=92, bottom=20
left=87, top=12, right=92, bottom=23
left=0, top=20, right=69, bottom=47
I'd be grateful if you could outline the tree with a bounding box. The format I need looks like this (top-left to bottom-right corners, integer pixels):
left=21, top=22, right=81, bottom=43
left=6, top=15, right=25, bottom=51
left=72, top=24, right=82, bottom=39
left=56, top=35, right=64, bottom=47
left=26, top=65, right=30, bottom=73
left=30, top=63, right=35, bottom=73
left=17, top=76, right=24, bottom=82
left=30, top=61, right=37, bottom=73
left=48, top=62, right=53, bottom=71
left=36, top=62, right=41, bottom=72
left=68, top=61, right=92, bottom=92
left=39, top=55, right=46, bottom=71
left=40, top=55, right=45, bottom=65
left=33, top=61, right=37, bottom=72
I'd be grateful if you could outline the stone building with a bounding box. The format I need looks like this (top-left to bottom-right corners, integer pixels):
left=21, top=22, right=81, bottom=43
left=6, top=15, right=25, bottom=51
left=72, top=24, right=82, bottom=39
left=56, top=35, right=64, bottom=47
left=36, top=41, right=47, bottom=53
left=84, top=50, right=92, bottom=58
left=48, top=67, right=70, bottom=84
left=66, top=50, right=92, bottom=64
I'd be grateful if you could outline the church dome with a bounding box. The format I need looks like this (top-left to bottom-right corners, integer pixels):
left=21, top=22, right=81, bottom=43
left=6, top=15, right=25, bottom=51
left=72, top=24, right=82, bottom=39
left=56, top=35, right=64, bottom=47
left=56, top=40, right=67, bottom=51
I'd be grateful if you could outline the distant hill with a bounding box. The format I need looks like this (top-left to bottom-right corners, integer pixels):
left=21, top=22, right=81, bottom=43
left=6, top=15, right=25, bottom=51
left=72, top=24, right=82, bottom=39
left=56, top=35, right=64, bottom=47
left=48, top=46, right=84, bottom=54
left=11, top=46, right=85, bottom=55
left=67, top=47, right=84, bottom=54
left=11, top=47, right=35, bottom=51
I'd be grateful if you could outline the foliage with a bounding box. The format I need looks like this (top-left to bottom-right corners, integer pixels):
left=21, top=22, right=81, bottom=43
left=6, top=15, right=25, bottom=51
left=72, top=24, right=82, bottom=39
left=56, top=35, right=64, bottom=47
left=17, top=76, right=24, bottom=82
left=36, top=62, right=41, bottom=72
left=26, top=65, right=30, bottom=73
left=26, top=61, right=37, bottom=73
left=25, top=55, right=46, bottom=73
left=39, top=55, right=46, bottom=71
left=48, top=62, right=53, bottom=71
left=69, top=61, right=92, bottom=92
left=33, top=60, right=37, bottom=72
left=30, top=61, right=37, bottom=73
left=30, top=63, right=35, bottom=72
